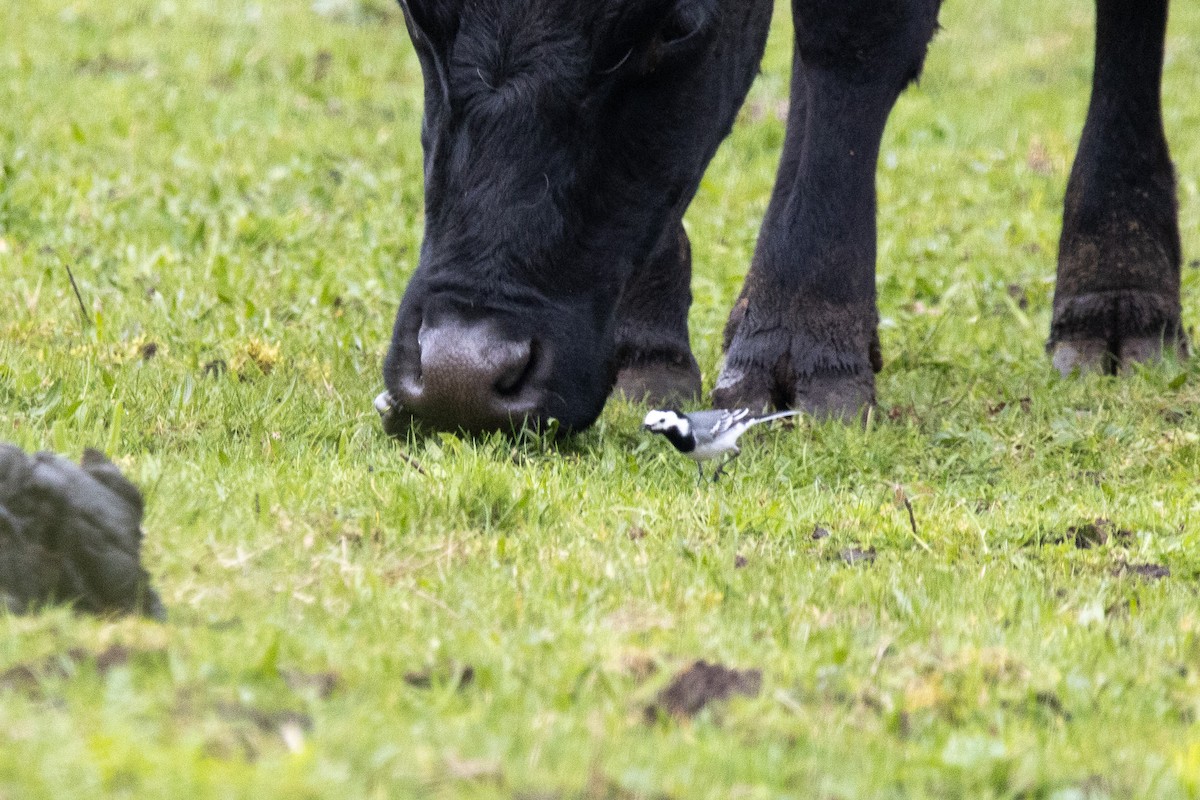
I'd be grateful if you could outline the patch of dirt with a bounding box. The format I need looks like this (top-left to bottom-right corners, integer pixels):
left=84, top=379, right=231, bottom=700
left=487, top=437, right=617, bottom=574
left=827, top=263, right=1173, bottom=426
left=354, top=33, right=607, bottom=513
left=626, top=525, right=648, bottom=541
left=839, top=546, right=877, bottom=565
left=886, top=405, right=918, bottom=423
left=1116, top=562, right=1170, bottom=581
left=312, top=50, right=333, bottom=82
left=1033, top=690, right=1071, bottom=720
left=1068, top=519, right=1133, bottom=549
left=1030, top=518, right=1133, bottom=549
left=403, top=661, right=474, bottom=690
left=281, top=668, right=340, bottom=699
left=1007, top=283, right=1030, bottom=309
left=988, top=396, right=1032, bottom=416
left=811, top=526, right=830, bottom=541
left=1161, top=407, right=1190, bottom=424
left=1072, top=470, right=1106, bottom=487
left=94, top=648, right=135, bottom=674
left=646, top=660, right=762, bottom=721
left=139, top=341, right=159, bottom=360
left=734, top=554, right=748, bottom=569
left=0, top=645, right=136, bottom=694
left=215, top=701, right=312, bottom=734
left=76, top=54, right=148, bottom=75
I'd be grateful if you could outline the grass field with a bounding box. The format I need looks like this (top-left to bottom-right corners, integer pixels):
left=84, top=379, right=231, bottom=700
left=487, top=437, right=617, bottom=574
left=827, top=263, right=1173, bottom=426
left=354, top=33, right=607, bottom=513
left=3, top=0, right=1200, bottom=797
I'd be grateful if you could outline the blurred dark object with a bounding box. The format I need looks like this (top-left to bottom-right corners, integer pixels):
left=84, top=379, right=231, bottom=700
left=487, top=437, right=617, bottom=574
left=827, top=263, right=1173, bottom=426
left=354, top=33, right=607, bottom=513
left=0, top=444, right=164, bottom=619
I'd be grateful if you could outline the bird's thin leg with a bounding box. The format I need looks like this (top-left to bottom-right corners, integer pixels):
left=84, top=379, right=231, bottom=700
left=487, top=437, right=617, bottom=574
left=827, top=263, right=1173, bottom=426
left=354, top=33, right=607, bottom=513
left=711, top=448, right=740, bottom=482
left=696, top=462, right=706, bottom=484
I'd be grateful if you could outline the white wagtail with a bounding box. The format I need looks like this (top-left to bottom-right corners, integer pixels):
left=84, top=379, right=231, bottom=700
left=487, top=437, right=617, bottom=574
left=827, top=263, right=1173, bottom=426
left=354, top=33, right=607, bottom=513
left=642, top=408, right=801, bottom=481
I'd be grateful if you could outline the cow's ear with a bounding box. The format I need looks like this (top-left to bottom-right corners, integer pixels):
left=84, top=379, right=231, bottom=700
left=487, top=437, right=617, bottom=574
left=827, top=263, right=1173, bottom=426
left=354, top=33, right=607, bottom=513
left=399, top=0, right=456, bottom=49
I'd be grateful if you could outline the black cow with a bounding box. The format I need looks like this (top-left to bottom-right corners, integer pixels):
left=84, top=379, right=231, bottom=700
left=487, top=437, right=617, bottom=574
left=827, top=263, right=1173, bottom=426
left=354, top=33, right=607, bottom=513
left=381, top=0, right=1185, bottom=434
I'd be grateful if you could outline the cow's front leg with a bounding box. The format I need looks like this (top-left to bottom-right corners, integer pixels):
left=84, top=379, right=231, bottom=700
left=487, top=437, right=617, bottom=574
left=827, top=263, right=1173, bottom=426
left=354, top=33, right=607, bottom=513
left=715, top=0, right=940, bottom=419
left=1049, top=0, right=1185, bottom=375
left=614, top=221, right=702, bottom=407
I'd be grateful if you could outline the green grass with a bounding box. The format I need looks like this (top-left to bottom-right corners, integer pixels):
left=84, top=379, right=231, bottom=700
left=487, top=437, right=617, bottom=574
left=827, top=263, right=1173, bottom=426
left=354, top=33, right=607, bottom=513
left=3, top=0, right=1200, bottom=797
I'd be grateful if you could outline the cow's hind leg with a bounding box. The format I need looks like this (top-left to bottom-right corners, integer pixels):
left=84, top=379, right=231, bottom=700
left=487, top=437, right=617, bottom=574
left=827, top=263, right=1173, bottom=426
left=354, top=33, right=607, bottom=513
left=1050, top=0, right=1185, bottom=375
left=715, top=0, right=941, bottom=419
left=614, top=222, right=702, bottom=406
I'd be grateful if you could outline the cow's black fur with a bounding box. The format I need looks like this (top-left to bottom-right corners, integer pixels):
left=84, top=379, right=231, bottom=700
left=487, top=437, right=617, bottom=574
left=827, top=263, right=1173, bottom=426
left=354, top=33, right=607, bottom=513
left=384, top=0, right=1184, bottom=433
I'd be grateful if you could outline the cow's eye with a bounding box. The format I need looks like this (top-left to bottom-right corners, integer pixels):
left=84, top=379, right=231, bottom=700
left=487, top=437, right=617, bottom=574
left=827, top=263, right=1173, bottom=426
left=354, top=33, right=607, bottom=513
left=654, top=0, right=715, bottom=57
left=639, top=0, right=718, bottom=74
left=598, top=0, right=716, bottom=79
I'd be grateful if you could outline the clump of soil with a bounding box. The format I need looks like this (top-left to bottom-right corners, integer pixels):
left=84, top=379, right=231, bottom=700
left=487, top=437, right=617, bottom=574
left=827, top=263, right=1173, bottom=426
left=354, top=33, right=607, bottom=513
left=839, top=546, right=877, bottom=565
left=646, top=660, right=762, bottom=721
left=403, top=661, right=475, bottom=690
left=1116, top=562, right=1170, bottom=581
left=282, top=668, right=341, bottom=699
left=1029, top=518, right=1134, bottom=549
left=0, top=444, right=163, bottom=618
left=1067, top=519, right=1133, bottom=549
left=0, top=645, right=138, bottom=695
left=216, top=701, right=313, bottom=734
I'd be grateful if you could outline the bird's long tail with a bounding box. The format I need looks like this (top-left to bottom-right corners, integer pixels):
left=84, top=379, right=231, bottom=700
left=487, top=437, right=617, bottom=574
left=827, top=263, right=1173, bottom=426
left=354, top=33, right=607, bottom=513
left=747, top=409, right=802, bottom=427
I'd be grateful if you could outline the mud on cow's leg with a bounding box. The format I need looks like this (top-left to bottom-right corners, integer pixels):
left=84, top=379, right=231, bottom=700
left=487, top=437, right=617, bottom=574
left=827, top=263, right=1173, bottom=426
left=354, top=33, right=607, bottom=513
left=1050, top=0, right=1186, bottom=376
left=614, top=222, right=702, bottom=407
left=715, top=0, right=941, bottom=420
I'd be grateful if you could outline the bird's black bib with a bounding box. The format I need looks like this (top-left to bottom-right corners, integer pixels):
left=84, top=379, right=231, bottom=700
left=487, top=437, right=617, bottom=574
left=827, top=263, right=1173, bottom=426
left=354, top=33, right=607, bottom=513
left=660, top=428, right=696, bottom=454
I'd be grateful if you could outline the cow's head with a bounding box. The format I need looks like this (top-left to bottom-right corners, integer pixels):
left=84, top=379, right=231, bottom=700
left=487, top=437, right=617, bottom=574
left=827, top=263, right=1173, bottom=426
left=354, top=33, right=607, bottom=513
left=382, top=0, right=768, bottom=433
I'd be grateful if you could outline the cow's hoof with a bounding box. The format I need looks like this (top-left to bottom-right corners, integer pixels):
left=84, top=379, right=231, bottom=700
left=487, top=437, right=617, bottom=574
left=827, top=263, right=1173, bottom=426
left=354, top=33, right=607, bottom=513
left=714, top=296, right=878, bottom=420
left=1049, top=339, right=1111, bottom=376
left=1118, top=336, right=1188, bottom=373
left=713, top=362, right=873, bottom=421
left=1048, top=289, right=1187, bottom=377
left=615, top=358, right=701, bottom=407
left=1050, top=335, right=1187, bottom=377
left=791, top=370, right=876, bottom=421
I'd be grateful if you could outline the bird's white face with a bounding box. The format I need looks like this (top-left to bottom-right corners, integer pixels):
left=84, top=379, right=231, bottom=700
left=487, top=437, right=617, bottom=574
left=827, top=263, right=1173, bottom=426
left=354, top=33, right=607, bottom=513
left=642, top=409, right=690, bottom=436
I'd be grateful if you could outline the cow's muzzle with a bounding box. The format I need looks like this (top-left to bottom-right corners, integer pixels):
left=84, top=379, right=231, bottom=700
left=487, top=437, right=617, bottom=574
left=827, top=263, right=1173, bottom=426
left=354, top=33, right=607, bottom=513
left=388, top=316, right=549, bottom=433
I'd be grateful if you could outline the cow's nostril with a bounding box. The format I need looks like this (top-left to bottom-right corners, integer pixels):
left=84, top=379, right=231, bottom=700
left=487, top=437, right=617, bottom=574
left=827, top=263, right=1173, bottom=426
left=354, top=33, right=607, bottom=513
left=493, top=339, right=537, bottom=397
